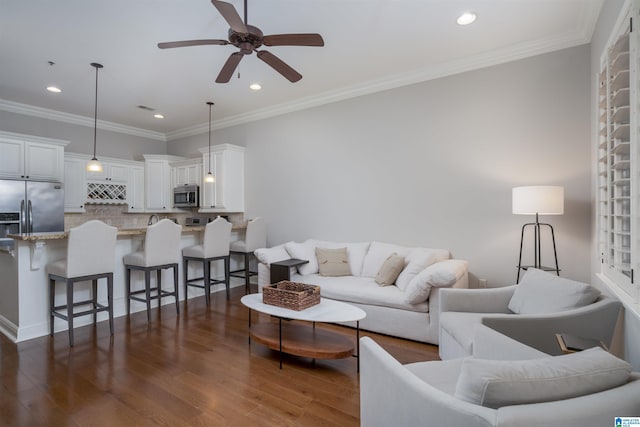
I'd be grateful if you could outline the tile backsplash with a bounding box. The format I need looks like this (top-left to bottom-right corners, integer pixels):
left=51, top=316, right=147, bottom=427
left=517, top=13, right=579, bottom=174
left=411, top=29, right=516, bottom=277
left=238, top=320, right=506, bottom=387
left=64, top=204, right=245, bottom=230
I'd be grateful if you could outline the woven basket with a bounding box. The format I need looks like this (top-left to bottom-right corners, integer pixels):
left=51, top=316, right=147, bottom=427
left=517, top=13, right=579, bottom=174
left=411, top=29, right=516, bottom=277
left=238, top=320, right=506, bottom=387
left=262, top=281, right=320, bottom=311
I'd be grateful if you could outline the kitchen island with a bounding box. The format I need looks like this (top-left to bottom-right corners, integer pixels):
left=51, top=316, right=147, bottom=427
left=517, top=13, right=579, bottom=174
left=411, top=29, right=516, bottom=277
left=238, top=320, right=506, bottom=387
left=0, top=224, right=246, bottom=342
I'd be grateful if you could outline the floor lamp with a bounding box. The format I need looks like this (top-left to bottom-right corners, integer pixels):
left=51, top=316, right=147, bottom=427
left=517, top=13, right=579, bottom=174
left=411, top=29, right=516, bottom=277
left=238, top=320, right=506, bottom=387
left=513, top=186, right=564, bottom=283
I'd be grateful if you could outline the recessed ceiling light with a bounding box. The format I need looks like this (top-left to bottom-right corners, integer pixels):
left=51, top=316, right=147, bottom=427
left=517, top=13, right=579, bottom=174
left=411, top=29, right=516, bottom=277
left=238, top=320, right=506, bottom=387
left=457, top=12, right=477, bottom=25
left=46, top=86, right=61, bottom=93
left=153, top=114, right=164, bottom=119
left=249, top=83, right=262, bottom=91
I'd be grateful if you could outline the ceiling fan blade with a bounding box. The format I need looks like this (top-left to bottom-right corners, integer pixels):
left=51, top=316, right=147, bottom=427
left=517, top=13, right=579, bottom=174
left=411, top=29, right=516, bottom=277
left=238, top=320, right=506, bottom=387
left=211, top=0, right=248, bottom=34
left=263, top=34, right=324, bottom=47
left=216, top=52, right=244, bottom=83
left=158, top=39, right=229, bottom=49
left=257, top=50, right=302, bottom=83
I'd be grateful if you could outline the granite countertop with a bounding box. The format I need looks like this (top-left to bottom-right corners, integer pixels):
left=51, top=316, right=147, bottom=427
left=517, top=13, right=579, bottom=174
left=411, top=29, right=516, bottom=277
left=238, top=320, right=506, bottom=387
left=8, top=224, right=245, bottom=241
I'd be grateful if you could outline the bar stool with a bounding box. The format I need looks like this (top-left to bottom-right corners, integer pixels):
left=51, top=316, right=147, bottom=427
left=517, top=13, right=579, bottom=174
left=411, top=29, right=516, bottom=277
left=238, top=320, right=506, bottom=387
left=183, top=217, right=232, bottom=304
left=230, top=217, right=266, bottom=293
left=46, top=220, right=117, bottom=346
left=123, top=219, right=181, bottom=323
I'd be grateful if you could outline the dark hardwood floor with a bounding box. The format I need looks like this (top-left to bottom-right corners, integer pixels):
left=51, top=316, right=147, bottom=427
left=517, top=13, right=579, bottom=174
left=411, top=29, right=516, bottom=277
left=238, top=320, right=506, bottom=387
left=0, top=286, right=440, bottom=426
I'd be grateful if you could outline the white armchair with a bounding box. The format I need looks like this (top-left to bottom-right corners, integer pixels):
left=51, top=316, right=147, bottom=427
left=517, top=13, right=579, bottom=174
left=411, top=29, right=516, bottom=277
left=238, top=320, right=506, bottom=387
left=438, top=268, right=622, bottom=360
left=360, top=335, right=640, bottom=427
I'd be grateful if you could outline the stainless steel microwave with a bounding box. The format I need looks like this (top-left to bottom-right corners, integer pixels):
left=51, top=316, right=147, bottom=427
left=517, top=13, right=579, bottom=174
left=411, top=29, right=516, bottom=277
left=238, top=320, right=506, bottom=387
left=173, top=184, right=199, bottom=208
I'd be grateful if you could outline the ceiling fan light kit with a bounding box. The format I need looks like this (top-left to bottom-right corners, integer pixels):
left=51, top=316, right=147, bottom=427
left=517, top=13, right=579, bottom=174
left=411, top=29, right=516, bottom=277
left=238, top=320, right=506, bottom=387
left=158, top=0, right=324, bottom=83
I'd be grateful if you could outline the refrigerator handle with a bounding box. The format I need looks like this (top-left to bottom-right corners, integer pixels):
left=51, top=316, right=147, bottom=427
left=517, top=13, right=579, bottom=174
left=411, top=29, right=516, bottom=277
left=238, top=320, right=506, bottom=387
left=27, top=200, right=33, bottom=234
left=20, top=200, right=26, bottom=234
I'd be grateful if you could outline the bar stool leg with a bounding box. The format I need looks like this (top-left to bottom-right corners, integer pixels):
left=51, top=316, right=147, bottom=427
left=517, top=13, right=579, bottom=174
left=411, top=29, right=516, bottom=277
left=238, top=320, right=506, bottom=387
left=107, top=273, right=114, bottom=336
left=173, top=264, right=179, bottom=314
left=157, top=268, right=162, bottom=311
left=126, top=267, right=131, bottom=315
left=49, top=278, right=55, bottom=336
left=243, top=253, right=250, bottom=293
left=92, top=279, right=98, bottom=325
left=204, top=260, right=211, bottom=306
left=226, top=256, right=231, bottom=300
left=66, top=279, right=74, bottom=347
left=145, top=270, right=152, bottom=323
left=183, top=258, right=189, bottom=300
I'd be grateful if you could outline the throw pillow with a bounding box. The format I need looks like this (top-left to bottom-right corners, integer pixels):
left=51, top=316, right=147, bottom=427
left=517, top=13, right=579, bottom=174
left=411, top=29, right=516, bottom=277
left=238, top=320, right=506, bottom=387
left=316, top=247, right=351, bottom=277
left=454, top=347, right=631, bottom=409
left=395, top=248, right=450, bottom=291
left=375, top=253, right=405, bottom=286
left=284, top=239, right=318, bottom=275
left=403, top=259, right=469, bottom=304
left=315, top=241, right=370, bottom=276
left=254, top=243, right=291, bottom=265
left=508, top=268, right=601, bottom=314
left=361, top=242, right=410, bottom=278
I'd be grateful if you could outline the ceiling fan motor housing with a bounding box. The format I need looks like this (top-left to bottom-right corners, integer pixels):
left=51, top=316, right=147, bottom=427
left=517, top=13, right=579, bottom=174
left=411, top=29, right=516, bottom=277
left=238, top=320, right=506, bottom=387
left=229, top=25, right=264, bottom=53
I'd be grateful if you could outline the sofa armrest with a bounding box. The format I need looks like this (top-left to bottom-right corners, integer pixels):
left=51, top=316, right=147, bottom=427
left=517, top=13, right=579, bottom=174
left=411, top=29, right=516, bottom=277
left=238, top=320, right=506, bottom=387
left=440, top=286, right=516, bottom=314
left=482, top=297, right=622, bottom=355
left=360, top=337, right=495, bottom=427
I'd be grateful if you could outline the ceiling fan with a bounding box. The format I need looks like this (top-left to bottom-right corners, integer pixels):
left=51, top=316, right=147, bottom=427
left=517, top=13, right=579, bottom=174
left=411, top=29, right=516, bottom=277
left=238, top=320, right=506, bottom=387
left=158, top=0, right=324, bottom=83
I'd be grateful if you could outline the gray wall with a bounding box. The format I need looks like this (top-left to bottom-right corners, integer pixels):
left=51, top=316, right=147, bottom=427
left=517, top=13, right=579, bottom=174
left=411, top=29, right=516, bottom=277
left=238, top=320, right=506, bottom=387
left=169, top=45, right=592, bottom=288
left=0, top=110, right=166, bottom=160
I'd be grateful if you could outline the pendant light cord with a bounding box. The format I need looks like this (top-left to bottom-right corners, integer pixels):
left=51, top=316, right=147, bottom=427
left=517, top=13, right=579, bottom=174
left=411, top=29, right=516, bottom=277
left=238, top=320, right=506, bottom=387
left=90, top=63, right=103, bottom=160
left=207, top=101, right=214, bottom=174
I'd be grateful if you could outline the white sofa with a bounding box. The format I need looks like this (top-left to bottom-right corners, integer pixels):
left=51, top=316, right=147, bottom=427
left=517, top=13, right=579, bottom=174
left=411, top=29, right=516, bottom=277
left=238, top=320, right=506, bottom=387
left=254, top=239, right=468, bottom=344
left=360, top=328, right=640, bottom=427
left=438, top=268, right=622, bottom=360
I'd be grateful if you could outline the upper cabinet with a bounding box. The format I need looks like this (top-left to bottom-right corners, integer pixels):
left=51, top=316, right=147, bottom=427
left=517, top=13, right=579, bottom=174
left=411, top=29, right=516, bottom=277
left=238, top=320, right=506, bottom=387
left=171, top=158, right=202, bottom=187
left=199, top=144, right=245, bottom=212
left=64, top=154, right=88, bottom=213
left=86, top=162, right=128, bottom=183
left=144, top=154, right=185, bottom=212
left=127, top=165, right=145, bottom=213
left=0, top=131, right=67, bottom=181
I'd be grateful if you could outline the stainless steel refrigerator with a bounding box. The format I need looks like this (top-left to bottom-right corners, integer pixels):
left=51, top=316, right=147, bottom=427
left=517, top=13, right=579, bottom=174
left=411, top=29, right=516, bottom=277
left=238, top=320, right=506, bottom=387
left=0, top=179, right=64, bottom=245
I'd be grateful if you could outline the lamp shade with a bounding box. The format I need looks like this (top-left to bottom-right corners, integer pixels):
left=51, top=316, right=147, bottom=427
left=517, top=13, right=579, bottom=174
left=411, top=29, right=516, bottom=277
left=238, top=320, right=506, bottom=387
left=512, top=186, right=564, bottom=215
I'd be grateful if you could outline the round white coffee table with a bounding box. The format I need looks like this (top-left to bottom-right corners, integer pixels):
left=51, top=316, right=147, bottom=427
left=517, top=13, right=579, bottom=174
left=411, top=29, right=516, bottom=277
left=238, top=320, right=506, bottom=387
left=241, top=294, right=366, bottom=370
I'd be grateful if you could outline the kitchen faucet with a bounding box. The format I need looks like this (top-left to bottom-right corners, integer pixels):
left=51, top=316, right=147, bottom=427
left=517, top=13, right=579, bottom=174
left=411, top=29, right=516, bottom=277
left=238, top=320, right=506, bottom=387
left=147, top=214, right=159, bottom=226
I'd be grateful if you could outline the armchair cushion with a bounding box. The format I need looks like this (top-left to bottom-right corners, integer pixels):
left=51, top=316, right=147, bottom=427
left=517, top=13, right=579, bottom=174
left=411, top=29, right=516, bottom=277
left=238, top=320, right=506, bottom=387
left=454, top=347, right=631, bottom=409
left=508, top=268, right=601, bottom=314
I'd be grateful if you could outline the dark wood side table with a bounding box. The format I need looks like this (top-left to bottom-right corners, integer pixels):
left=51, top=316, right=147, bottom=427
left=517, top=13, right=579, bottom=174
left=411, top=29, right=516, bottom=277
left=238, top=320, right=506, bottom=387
left=555, top=333, right=608, bottom=354
left=270, top=258, right=309, bottom=283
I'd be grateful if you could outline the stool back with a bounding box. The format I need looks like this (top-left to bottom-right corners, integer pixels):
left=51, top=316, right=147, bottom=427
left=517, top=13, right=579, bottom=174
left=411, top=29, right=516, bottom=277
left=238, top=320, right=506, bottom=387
left=144, top=219, right=182, bottom=266
left=244, top=217, right=266, bottom=252
left=66, top=220, right=117, bottom=277
left=203, top=217, right=232, bottom=258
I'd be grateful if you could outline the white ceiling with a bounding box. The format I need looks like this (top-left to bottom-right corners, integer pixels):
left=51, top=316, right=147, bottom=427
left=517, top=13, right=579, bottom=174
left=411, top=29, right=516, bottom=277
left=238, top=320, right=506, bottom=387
left=0, top=0, right=603, bottom=141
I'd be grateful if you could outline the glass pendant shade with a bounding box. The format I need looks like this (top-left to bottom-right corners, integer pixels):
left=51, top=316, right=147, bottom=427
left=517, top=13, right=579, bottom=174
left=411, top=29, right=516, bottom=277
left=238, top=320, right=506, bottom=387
left=87, top=158, right=103, bottom=172
left=205, top=172, right=215, bottom=183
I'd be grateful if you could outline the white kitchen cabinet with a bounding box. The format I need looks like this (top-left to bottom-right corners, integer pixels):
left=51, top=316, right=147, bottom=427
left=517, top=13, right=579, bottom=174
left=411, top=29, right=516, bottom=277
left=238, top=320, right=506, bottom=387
left=199, top=144, right=244, bottom=212
left=63, top=155, right=87, bottom=213
left=127, top=166, right=145, bottom=212
left=171, top=159, right=202, bottom=187
left=0, top=131, right=67, bottom=181
left=144, top=154, right=185, bottom=212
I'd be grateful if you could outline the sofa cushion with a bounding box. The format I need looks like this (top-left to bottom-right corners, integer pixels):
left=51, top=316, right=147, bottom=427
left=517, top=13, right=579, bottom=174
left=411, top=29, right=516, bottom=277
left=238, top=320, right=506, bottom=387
left=375, top=253, right=405, bottom=286
left=404, top=260, right=469, bottom=304
left=508, top=268, right=601, bottom=314
left=361, top=242, right=411, bottom=278
left=395, top=248, right=450, bottom=291
left=316, top=247, right=351, bottom=277
left=290, top=273, right=429, bottom=313
left=254, top=243, right=291, bottom=265
left=315, top=241, right=370, bottom=276
left=285, top=239, right=318, bottom=275
left=454, top=347, right=632, bottom=409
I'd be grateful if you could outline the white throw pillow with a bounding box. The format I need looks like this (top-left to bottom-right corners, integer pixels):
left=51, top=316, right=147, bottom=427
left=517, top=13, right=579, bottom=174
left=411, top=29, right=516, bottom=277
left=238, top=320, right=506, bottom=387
left=395, top=248, right=450, bottom=291
left=361, top=242, right=410, bottom=278
left=254, top=243, right=291, bottom=265
left=508, top=268, right=601, bottom=314
left=284, top=239, right=318, bottom=275
left=403, top=260, right=468, bottom=304
left=454, top=347, right=631, bottom=409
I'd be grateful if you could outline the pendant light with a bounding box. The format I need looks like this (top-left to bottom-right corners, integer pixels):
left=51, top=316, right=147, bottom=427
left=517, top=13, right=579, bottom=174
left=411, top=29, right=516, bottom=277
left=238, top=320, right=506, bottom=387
left=204, top=101, right=216, bottom=183
left=86, top=62, right=104, bottom=172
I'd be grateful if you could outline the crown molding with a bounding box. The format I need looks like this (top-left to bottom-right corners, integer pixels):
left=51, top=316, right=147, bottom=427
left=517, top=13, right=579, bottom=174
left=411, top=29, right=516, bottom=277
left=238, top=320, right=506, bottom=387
left=166, top=28, right=593, bottom=141
left=0, top=99, right=166, bottom=141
